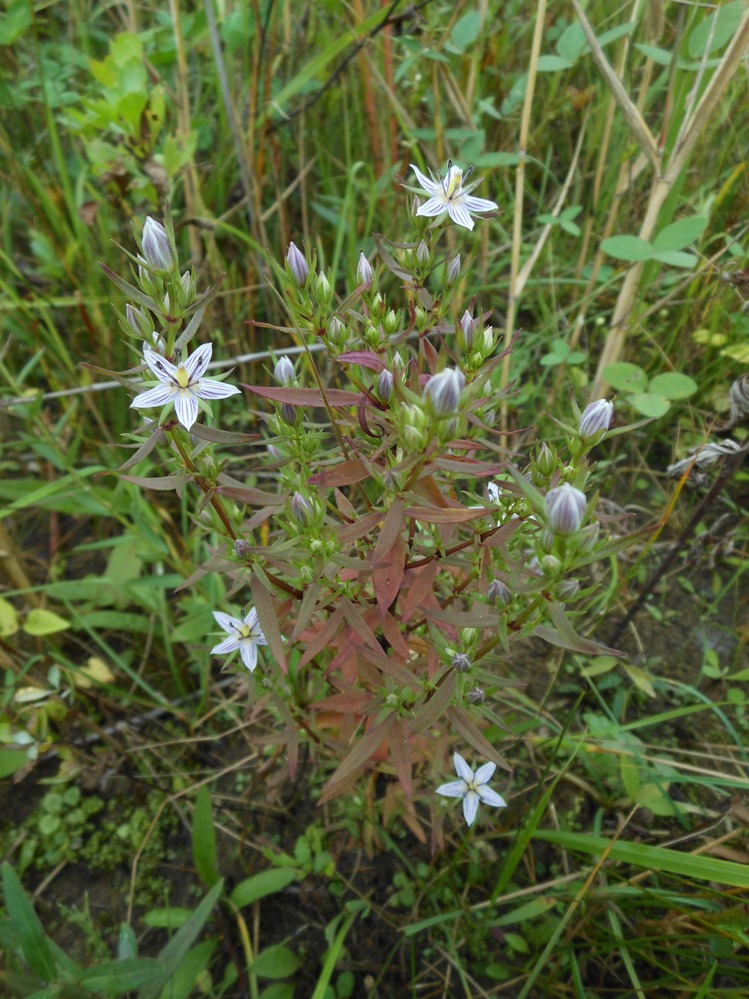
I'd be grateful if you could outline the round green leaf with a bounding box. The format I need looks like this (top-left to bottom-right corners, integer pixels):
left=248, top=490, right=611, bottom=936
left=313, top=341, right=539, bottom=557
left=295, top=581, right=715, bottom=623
left=603, top=362, right=648, bottom=393
left=23, top=609, right=71, bottom=636
left=630, top=392, right=671, bottom=418
left=251, top=944, right=301, bottom=980
left=648, top=372, right=698, bottom=400
left=0, top=597, right=18, bottom=637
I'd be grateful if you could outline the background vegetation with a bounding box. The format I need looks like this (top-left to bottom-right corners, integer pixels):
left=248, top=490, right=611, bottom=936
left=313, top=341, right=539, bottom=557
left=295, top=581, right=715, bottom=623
left=2, top=0, right=749, bottom=996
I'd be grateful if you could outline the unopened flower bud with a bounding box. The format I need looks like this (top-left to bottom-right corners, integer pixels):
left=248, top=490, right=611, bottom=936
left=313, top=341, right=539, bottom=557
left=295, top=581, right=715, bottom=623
left=234, top=538, right=252, bottom=557
left=416, top=240, right=429, bottom=265
left=377, top=368, right=393, bottom=402
left=451, top=652, right=472, bottom=672
left=446, top=255, right=461, bottom=285
left=292, top=491, right=314, bottom=526
left=142, top=217, right=174, bottom=273
left=459, top=310, right=475, bottom=351
left=126, top=303, right=152, bottom=338
left=281, top=402, right=296, bottom=425
left=326, top=316, right=348, bottom=351
left=180, top=270, right=196, bottom=306
left=545, top=483, right=587, bottom=536
left=423, top=368, right=465, bottom=416
left=466, top=687, right=485, bottom=704
left=357, top=251, right=374, bottom=285
left=274, top=356, right=295, bottom=385
left=536, top=442, right=557, bottom=478
left=315, top=270, right=332, bottom=304
left=541, top=554, right=562, bottom=576
left=286, top=241, right=309, bottom=286
left=579, top=399, right=614, bottom=442
left=383, top=309, right=399, bottom=335
left=145, top=331, right=166, bottom=355
left=557, top=578, right=580, bottom=601
left=488, top=578, right=511, bottom=607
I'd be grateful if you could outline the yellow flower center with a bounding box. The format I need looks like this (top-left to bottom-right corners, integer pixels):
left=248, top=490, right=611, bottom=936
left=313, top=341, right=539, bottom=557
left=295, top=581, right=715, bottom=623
left=238, top=624, right=252, bottom=639
left=445, top=167, right=463, bottom=201
left=176, top=366, right=191, bottom=389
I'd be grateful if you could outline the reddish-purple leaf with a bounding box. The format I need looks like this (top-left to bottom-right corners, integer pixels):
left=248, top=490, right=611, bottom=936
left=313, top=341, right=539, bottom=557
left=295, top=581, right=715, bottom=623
left=251, top=570, right=287, bottom=674
left=406, top=505, right=489, bottom=524
left=447, top=707, right=511, bottom=771
left=308, top=459, right=370, bottom=488
left=335, top=351, right=386, bottom=372
left=373, top=533, right=406, bottom=613
left=242, top=385, right=360, bottom=407
left=390, top=720, right=413, bottom=798
left=412, top=672, right=457, bottom=733
left=319, top=715, right=395, bottom=804
left=120, top=474, right=179, bottom=491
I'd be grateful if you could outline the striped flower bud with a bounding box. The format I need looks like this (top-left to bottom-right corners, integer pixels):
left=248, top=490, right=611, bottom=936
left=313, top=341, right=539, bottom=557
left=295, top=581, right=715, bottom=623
left=141, top=217, right=174, bottom=273
left=286, top=241, right=309, bottom=286
left=545, top=483, right=587, bottom=536
left=579, top=399, right=614, bottom=442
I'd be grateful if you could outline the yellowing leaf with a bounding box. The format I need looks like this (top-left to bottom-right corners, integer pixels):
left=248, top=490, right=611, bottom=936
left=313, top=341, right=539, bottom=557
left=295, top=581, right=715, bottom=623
left=23, top=609, right=71, bottom=636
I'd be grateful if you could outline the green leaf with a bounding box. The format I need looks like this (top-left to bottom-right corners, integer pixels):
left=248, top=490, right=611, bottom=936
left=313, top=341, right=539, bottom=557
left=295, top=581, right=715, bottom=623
left=536, top=55, right=574, bottom=72
left=600, top=235, right=654, bottom=262
left=258, top=984, right=295, bottom=999
left=230, top=869, right=298, bottom=909
left=648, top=372, right=698, bottom=400
left=653, top=216, right=708, bottom=252
left=138, top=880, right=223, bottom=999
left=192, top=787, right=221, bottom=888
left=533, top=830, right=749, bottom=885
left=556, top=23, right=587, bottom=62
left=630, top=392, right=671, bottom=418
left=143, top=908, right=194, bottom=929
left=603, top=362, right=648, bottom=393
left=154, top=938, right=217, bottom=999
left=0, top=0, right=32, bottom=45
left=23, top=609, right=71, bottom=636
left=688, top=1, right=745, bottom=58
left=633, top=43, right=674, bottom=66
left=1, top=864, right=57, bottom=981
left=0, top=597, right=18, bottom=636
left=251, top=944, right=301, bottom=980
left=0, top=749, right=31, bottom=779
left=652, top=250, right=698, bottom=268
left=449, top=11, right=482, bottom=51
left=79, top=958, right=167, bottom=994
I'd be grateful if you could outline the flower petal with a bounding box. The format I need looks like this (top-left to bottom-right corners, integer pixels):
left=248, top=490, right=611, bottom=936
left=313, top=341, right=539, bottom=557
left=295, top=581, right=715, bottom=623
left=174, top=389, right=199, bottom=430
left=213, top=612, right=243, bottom=634
left=447, top=202, right=475, bottom=230
left=184, top=342, right=213, bottom=381
left=143, top=349, right=178, bottom=383
left=453, top=752, right=473, bottom=783
left=462, top=195, right=498, bottom=214
left=211, top=636, right=240, bottom=655
left=410, top=163, right=440, bottom=195
left=239, top=640, right=258, bottom=671
left=474, top=761, right=496, bottom=785
left=436, top=780, right=468, bottom=798
left=462, top=791, right=480, bottom=826
left=131, top=385, right=175, bottom=410
left=478, top=786, right=506, bottom=809
left=416, top=197, right=448, bottom=219
left=194, top=378, right=241, bottom=401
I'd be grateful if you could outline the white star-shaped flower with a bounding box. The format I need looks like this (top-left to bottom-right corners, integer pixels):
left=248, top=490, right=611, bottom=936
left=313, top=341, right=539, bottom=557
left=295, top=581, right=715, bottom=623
left=436, top=752, right=506, bottom=827
left=210, top=608, right=268, bottom=672
left=131, top=343, right=240, bottom=431
left=410, top=161, right=498, bottom=231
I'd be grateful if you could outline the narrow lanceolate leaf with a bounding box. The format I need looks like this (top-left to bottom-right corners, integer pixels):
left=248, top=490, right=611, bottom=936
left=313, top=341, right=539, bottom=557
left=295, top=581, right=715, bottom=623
left=1, top=863, right=57, bottom=981
left=352, top=639, right=421, bottom=690
left=446, top=708, right=511, bottom=771
left=308, top=459, right=370, bottom=488
left=405, top=505, right=489, bottom=524
left=120, top=474, right=180, bottom=491
left=242, top=385, right=360, bottom=407
left=372, top=501, right=406, bottom=613
left=318, top=715, right=395, bottom=805
left=192, top=786, right=221, bottom=889
left=252, top=569, right=287, bottom=673
left=390, top=720, right=413, bottom=798
left=538, top=602, right=625, bottom=657
left=335, top=351, right=386, bottom=372
left=412, top=672, right=457, bottom=734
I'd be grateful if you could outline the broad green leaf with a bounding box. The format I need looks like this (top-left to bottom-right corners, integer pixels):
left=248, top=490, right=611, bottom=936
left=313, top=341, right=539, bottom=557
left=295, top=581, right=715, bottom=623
left=251, top=944, right=301, bottom=980
left=653, top=216, right=708, bottom=252
left=600, top=235, right=654, bottom=262
left=155, top=938, right=217, bottom=999
left=0, top=597, right=18, bottom=636
left=143, top=908, right=193, bottom=930
left=192, top=786, right=221, bottom=888
left=597, top=23, right=637, bottom=48
left=648, top=372, right=698, bottom=400
left=79, top=958, right=166, bottom=993
left=0, top=0, right=32, bottom=45
left=1, top=864, right=57, bottom=981
left=602, top=362, right=648, bottom=393
left=449, top=11, right=482, bottom=51
left=259, top=984, right=295, bottom=999
left=110, top=31, right=143, bottom=65
left=118, top=923, right=138, bottom=960
left=556, top=23, right=587, bottom=62
left=652, top=250, right=698, bottom=268
left=634, top=43, right=673, bottom=66
left=537, top=55, right=574, bottom=72
left=230, top=869, right=298, bottom=909
left=474, top=151, right=522, bottom=167
left=23, top=609, right=70, bottom=636
left=688, top=1, right=745, bottom=58
left=635, top=781, right=684, bottom=817
left=630, top=392, right=671, bottom=418
left=0, top=749, right=30, bottom=779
